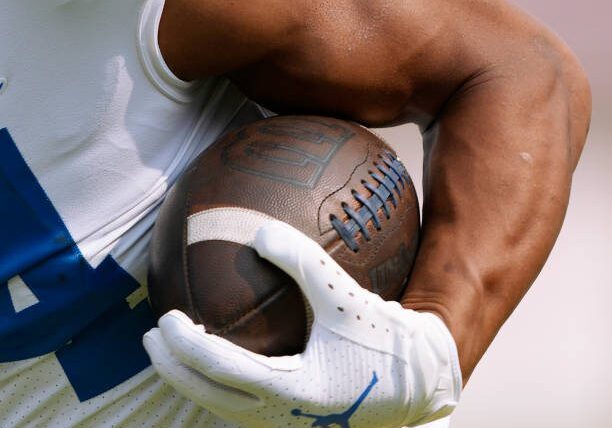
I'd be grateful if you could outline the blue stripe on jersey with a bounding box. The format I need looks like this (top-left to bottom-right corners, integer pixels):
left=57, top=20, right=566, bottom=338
left=0, top=128, right=155, bottom=401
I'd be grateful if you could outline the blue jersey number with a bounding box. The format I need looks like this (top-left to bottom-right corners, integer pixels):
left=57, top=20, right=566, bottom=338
left=0, top=128, right=154, bottom=401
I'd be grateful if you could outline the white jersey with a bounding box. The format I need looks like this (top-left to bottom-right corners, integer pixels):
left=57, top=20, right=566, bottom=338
left=0, top=0, right=250, bottom=426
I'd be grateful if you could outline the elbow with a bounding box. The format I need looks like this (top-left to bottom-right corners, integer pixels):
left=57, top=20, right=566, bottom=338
left=485, top=29, right=593, bottom=172
left=560, top=52, right=592, bottom=169
left=526, top=35, right=592, bottom=169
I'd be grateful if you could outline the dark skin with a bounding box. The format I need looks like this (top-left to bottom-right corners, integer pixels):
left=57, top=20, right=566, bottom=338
left=158, top=0, right=591, bottom=383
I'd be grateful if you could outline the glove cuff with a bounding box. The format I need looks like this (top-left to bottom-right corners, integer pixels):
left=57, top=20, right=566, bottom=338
left=427, top=312, right=463, bottom=403
left=402, top=312, right=463, bottom=427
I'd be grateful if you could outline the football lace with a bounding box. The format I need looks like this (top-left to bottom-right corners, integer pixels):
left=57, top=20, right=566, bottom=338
left=330, top=150, right=410, bottom=252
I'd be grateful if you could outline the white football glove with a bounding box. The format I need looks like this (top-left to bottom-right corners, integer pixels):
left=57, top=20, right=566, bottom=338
left=143, top=221, right=462, bottom=428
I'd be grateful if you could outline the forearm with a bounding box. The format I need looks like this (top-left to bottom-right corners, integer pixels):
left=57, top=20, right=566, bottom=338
left=401, top=47, right=591, bottom=382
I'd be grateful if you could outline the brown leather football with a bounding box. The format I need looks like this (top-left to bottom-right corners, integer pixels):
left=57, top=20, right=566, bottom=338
left=148, top=116, right=420, bottom=356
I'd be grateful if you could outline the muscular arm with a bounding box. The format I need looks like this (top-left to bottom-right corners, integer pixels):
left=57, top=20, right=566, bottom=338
left=402, top=46, right=591, bottom=381
left=159, top=0, right=591, bottom=382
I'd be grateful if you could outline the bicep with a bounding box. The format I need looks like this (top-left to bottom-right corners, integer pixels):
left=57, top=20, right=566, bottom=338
left=158, top=0, right=479, bottom=124
left=158, top=0, right=577, bottom=127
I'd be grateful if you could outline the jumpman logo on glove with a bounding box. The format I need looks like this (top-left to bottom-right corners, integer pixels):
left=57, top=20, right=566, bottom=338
left=291, top=372, right=379, bottom=428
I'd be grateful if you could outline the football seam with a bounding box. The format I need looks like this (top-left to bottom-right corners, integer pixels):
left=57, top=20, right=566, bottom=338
left=183, top=164, right=203, bottom=325
left=316, top=140, right=372, bottom=235
left=211, top=284, right=302, bottom=337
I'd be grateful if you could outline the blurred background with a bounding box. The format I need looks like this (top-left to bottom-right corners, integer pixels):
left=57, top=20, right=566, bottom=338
left=377, top=1, right=611, bottom=426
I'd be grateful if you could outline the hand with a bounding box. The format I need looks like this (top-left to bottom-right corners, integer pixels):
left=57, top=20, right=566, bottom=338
left=143, top=221, right=462, bottom=428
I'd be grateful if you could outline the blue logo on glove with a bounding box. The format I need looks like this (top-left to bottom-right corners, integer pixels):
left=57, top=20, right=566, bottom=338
left=291, top=371, right=379, bottom=428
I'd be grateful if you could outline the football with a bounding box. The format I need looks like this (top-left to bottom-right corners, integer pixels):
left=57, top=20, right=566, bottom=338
left=148, top=116, right=420, bottom=356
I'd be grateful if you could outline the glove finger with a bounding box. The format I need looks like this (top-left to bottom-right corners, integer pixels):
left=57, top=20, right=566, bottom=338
left=143, top=328, right=261, bottom=413
left=254, top=221, right=379, bottom=316
left=158, top=310, right=302, bottom=395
